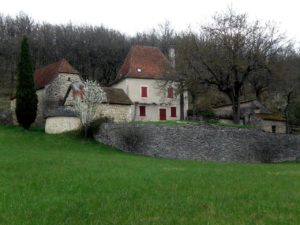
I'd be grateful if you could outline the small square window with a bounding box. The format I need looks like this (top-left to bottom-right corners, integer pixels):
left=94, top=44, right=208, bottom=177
left=140, top=106, right=146, bottom=117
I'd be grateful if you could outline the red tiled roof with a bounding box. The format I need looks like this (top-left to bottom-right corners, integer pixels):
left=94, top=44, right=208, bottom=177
left=255, top=113, right=286, bottom=122
left=112, top=46, right=172, bottom=83
left=34, top=59, right=80, bottom=90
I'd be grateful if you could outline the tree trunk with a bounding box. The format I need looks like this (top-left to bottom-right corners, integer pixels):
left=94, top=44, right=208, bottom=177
left=285, top=111, right=289, bottom=134
left=84, top=125, right=88, bottom=139
left=190, top=92, right=196, bottom=118
left=180, top=92, right=184, bottom=120
left=255, top=89, right=262, bottom=102
left=232, top=95, right=241, bottom=124
left=284, top=91, right=292, bottom=134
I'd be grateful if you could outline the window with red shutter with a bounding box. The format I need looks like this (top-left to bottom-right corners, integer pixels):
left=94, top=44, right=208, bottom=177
left=139, top=106, right=146, bottom=116
left=141, top=86, right=148, bottom=97
left=171, top=107, right=177, bottom=117
left=167, top=87, right=174, bottom=98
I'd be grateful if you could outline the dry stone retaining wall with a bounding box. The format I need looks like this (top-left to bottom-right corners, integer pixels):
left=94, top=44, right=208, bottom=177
left=95, top=123, right=300, bottom=163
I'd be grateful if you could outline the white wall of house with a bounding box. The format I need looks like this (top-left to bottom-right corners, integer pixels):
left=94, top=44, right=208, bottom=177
left=112, top=78, right=188, bottom=121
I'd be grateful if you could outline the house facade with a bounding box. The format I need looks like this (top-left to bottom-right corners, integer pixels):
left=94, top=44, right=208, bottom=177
left=111, top=46, right=188, bottom=121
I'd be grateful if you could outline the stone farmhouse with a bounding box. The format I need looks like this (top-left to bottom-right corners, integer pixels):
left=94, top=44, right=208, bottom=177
left=11, top=46, right=188, bottom=133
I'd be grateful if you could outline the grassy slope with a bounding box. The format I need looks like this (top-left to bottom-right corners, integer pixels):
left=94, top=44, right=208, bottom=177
left=0, top=126, right=300, bottom=225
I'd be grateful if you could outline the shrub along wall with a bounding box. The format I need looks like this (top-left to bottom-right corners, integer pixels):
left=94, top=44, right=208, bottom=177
left=95, top=123, right=300, bottom=163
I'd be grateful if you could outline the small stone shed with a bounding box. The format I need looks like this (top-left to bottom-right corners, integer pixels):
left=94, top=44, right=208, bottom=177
left=251, top=113, right=287, bottom=134
left=212, top=100, right=287, bottom=133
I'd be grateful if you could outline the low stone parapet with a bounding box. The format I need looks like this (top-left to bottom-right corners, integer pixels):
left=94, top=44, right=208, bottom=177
left=95, top=123, right=300, bottom=163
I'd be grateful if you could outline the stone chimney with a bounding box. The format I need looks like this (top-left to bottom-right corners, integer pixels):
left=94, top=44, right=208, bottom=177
left=168, top=47, right=176, bottom=68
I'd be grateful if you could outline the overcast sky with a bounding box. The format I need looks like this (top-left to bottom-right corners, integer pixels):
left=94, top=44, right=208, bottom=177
left=2, top=0, right=300, bottom=44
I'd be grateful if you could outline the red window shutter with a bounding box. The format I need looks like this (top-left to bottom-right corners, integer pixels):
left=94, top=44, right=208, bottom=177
left=168, top=87, right=174, bottom=98
left=141, top=86, right=148, bottom=97
left=171, top=107, right=177, bottom=117
left=140, top=106, right=146, bottom=116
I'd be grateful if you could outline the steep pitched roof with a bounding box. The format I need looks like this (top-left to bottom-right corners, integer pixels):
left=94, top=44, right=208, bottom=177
left=34, top=59, right=80, bottom=90
left=112, top=46, right=172, bottom=84
left=102, top=87, right=133, bottom=105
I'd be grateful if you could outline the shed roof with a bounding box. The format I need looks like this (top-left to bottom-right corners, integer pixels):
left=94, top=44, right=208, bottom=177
left=34, top=59, right=80, bottom=90
left=112, top=46, right=172, bottom=84
left=102, top=87, right=133, bottom=105
left=255, top=113, right=286, bottom=122
left=44, top=106, right=77, bottom=118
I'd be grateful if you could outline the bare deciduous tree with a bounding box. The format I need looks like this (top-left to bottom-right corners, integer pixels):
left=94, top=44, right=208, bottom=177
left=74, top=80, right=106, bottom=138
left=176, top=9, right=288, bottom=123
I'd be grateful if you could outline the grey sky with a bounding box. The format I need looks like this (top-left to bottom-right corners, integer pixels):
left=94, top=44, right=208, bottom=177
left=2, top=0, right=300, bottom=44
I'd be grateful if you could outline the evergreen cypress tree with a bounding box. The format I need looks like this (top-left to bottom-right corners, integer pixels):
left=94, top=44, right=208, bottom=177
left=15, top=36, right=38, bottom=129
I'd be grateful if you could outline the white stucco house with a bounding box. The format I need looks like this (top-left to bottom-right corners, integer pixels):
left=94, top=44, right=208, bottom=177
left=111, top=45, right=188, bottom=121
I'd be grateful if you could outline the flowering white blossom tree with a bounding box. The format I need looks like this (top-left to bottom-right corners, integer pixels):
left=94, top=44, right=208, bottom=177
left=74, top=80, right=106, bottom=138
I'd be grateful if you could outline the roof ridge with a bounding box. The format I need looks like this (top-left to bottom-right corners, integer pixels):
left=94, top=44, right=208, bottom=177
left=57, top=58, right=67, bottom=72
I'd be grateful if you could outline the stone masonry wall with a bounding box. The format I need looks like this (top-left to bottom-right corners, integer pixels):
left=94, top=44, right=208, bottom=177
left=45, top=117, right=81, bottom=134
left=95, top=104, right=133, bottom=122
left=95, top=123, right=300, bottom=163
left=45, top=73, right=81, bottom=108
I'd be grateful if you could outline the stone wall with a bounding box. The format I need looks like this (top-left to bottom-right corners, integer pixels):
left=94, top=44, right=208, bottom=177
left=95, top=104, right=133, bottom=122
left=95, top=123, right=300, bottom=163
left=0, top=109, right=12, bottom=125
left=45, top=73, right=81, bottom=107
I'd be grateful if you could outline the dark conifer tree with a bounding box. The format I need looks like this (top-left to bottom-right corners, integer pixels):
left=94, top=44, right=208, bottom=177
left=15, top=36, right=37, bottom=129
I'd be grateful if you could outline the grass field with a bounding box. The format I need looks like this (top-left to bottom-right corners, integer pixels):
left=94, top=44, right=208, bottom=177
left=0, top=126, right=300, bottom=225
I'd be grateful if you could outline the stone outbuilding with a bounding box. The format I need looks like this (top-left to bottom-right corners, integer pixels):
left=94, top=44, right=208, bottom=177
left=212, top=99, right=287, bottom=133
left=11, top=59, right=82, bottom=127
left=250, top=113, right=287, bottom=134
left=11, top=59, right=134, bottom=133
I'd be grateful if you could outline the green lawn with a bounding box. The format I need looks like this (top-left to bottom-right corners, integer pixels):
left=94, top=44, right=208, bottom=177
left=0, top=126, right=300, bottom=225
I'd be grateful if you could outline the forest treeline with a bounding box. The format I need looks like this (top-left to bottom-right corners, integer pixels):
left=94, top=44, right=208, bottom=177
left=0, top=12, right=175, bottom=95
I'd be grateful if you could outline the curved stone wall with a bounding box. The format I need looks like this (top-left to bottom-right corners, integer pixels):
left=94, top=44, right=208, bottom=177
left=45, top=117, right=81, bottom=134
left=95, top=123, right=300, bottom=163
